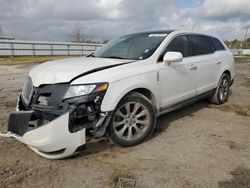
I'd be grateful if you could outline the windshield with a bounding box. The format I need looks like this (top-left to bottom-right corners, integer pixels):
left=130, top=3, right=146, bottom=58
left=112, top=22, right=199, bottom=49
left=94, top=33, right=167, bottom=60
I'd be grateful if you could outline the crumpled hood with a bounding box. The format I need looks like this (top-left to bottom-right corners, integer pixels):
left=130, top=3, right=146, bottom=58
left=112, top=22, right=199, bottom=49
left=29, top=57, right=134, bottom=87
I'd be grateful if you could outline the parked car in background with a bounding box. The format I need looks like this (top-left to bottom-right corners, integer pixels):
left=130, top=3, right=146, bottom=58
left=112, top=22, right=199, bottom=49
left=0, top=30, right=235, bottom=159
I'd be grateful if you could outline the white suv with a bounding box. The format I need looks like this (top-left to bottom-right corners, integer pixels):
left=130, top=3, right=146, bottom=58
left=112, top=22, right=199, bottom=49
left=1, top=30, right=235, bottom=159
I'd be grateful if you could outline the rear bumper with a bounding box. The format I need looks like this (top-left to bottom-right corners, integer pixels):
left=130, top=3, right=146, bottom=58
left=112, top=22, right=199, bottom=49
left=0, top=112, right=86, bottom=159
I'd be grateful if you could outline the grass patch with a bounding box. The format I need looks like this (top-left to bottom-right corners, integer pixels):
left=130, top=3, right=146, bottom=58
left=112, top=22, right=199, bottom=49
left=0, top=56, right=76, bottom=65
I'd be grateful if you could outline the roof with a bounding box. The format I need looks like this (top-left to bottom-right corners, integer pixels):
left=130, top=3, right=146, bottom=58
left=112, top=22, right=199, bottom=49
left=126, top=30, right=177, bottom=36
left=126, top=30, right=220, bottom=39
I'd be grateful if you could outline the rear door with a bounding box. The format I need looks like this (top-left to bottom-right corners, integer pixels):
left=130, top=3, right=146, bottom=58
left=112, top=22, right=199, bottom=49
left=188, top=35, right=219, bottom=94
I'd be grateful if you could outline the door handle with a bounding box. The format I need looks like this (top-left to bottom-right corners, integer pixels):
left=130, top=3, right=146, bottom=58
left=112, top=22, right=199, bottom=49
left=216, top=61, right=221, bottom=65
left=190, top=64, right=197, bottom=70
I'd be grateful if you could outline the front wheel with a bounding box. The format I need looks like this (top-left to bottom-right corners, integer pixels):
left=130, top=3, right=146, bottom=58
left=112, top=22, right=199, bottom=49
left=209, top=73, right=230, bottom=104
left=108, top=92, right=156, bottom=147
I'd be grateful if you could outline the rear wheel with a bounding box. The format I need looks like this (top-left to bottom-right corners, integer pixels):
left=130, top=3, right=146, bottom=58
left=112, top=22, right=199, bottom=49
left=108, top=92, right=156, bottom=147
left=209, top=73, right=230, bottom=104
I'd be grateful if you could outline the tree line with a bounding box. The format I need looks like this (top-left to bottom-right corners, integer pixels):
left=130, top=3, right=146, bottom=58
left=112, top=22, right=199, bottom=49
left=224, top=39, right=250, bottom=49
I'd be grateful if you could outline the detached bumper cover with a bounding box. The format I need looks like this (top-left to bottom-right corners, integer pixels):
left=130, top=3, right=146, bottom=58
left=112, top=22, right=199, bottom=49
left=8, top=111, right=33, bottom=136
left=0, top=111, right=86, bottom=159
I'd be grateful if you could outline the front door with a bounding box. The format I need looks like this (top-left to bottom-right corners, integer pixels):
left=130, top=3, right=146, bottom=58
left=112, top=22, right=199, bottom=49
left=158, top=59, right=194, bottom=108
left=158, top=35, right=195, bottom=109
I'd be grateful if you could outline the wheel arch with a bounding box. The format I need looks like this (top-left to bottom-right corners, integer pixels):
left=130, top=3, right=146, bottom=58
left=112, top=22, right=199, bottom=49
left=126, top=88, right=158, bottom=107
left=216, top=69, right=232, bottom=87
left=114, top=87, right=158, bottom=110
left=223, top=70, right=231, bottom=79
left=101, top=83, right=160, bottom=113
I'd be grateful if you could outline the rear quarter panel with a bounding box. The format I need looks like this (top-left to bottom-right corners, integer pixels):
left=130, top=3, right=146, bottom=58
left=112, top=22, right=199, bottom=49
left=217, top=49, right=235, bottom=82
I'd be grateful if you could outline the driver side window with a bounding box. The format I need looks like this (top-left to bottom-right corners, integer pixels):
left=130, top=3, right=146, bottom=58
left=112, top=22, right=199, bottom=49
left=158, top=35, right=192, bottom=61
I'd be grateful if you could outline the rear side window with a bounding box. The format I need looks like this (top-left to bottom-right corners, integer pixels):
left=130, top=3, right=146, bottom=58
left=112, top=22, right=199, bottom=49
left=190, top=35, right=214, bottom=56
left=210, top=37, right=226, bottom=51
left=158, top=35, right=192, bottom=61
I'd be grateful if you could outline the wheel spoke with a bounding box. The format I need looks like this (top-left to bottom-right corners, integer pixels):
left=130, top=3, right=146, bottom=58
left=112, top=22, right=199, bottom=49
left=135, top=109, right=148, bottom=118
left=219, top=88, right=224, bottom=100
left=118, top=125, right=127, bottom=136
left=127, top=127, right=133, bottom=140
left=222, top=79, right=227, bottom=87
left=116, top=110, right=127, bottom=119
left=113, top=120, right=125, bottom=128
left=132, top=103, right=140, bottom=115
left=224, top=82, right=228, bottom=88
left=133, top=125, right=143, bottom=136
left=224, top=87, right=228, bottom=93
left=125, top=103, right=131, bottom=116
left=223, top=84, right=228, bottom=92
left=136, top=119, right=149, bottom=126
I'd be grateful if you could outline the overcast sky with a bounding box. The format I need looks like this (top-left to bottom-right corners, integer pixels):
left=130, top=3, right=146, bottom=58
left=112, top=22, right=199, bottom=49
left=0, top=0, right=249, bottom=42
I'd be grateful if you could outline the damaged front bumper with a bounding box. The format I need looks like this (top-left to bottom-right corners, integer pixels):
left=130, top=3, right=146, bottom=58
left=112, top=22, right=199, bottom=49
left=0, top=82, right=112, bottom=159
left=1, top=109, right=111, bottom=159
left=1, top=112, right=86, bottom=159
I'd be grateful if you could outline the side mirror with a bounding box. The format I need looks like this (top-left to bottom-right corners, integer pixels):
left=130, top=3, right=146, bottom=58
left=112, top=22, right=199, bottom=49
left=163, top=51, right=183, bottom=66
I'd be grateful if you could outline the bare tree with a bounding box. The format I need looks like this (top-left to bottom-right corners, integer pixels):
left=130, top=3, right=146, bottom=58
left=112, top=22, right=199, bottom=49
left=69, top=25, right=99, bottom=43
left=70, top=25, right=84, bottom=42
left=0, top=26, right=4, bottom=36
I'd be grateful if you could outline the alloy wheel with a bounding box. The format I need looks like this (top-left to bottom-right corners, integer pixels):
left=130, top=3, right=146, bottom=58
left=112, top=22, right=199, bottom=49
left=219, top=76, right=229, bottom=102
left=112, top=102, right=150, bottom=141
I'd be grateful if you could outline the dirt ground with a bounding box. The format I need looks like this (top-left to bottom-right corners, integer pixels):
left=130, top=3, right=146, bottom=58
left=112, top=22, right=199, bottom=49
left=0, top=62, right=249, bottom=188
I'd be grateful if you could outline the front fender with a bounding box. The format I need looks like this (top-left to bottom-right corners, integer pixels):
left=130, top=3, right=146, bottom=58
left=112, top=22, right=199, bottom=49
left=101, top=71, right=160, bottom=112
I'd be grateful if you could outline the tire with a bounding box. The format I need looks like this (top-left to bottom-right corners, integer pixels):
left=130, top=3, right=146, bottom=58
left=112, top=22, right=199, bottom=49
left=209, top=73, right=230, bottom=105
left=108, top=92, right=156, bottom=147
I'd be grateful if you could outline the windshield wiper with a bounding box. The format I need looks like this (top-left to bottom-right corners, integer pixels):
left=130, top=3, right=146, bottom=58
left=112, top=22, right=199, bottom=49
left=104, top=56, right=126, bottom=59
left=87, top=53, right=95, bottom=57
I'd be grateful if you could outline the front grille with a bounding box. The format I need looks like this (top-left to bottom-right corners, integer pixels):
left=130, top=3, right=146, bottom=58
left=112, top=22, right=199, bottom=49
left=21, top=77, right=33, bottom=105
left=33, top=110, right=60, bottom=121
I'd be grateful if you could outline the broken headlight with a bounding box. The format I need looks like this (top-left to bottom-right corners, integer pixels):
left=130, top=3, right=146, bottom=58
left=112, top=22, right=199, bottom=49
left=63, top=83, right=108, bottom=100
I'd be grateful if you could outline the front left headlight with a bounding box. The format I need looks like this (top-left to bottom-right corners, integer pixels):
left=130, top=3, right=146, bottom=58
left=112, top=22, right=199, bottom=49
left=63, top=83, right=108, bottom=100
